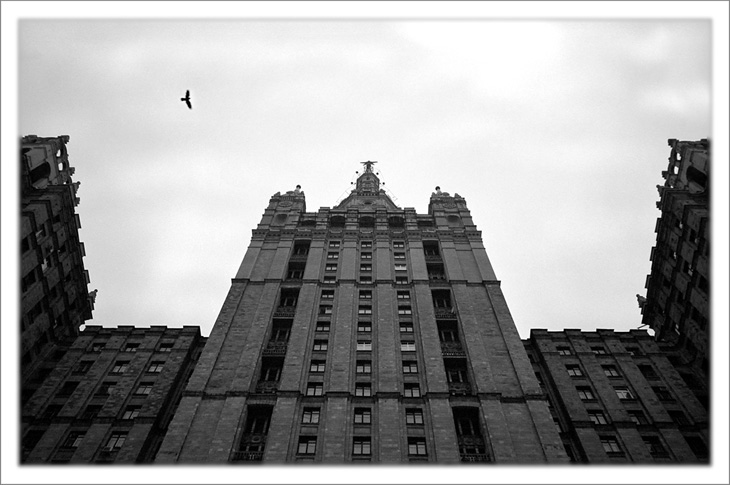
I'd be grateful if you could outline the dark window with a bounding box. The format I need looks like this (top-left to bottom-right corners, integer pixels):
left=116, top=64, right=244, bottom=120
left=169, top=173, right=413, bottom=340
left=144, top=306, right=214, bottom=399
left=669, top=410, right=690, bottom=426
left=244, top=406, right=272, bottom=434
left=315, top=322, right=330, bottom=332
left=302, top=407, right=320, bottom=424
left=286, top=261, right=305, bottom=280
left=81, top=405, right=102, bottom=420
left=279, top=288, right=299, bottom=307
left=260, top=357, right=283, bottom=381
left=124, top=343, right=140, bottom=353
left=96, top=381, right=116, bottom=396
left=556, top=346, right=571, bottom=356
left=423, top=241, right=440, bottom=257
left=685, top=436, right=708, bottom=460
left=400, top=322, right=414, bottom=333
left=591, top=346, right=608, bottom=355
left=158, top=342, right=174, bottom=352
left=628, top=410, right=649, bottom=425
left=639, top=364, right=659, bottom=379
left=361, top=241, right=372, bottom=248
left=402, top=361, right=418, bottom=374
left=353, top=437, right=371, bottom=456
left=432, top=289, right=452, bottom=308
left=643, top=436, right=668, bottom=457
left=566, top=365, right=583, bottom=377
left=653, top=386, right=674, bottom=401
left=406, top=408, right=424, bottom=425
left=293, top=241, right=310, bottom=256
left=147, top=361, right=164, bottom=373
left=271, top=319, right=292, bottom=342
left=319, top=305, right=333, bottom=315
left=57, top=381, right=79, bottom=397
left=358, top=305, right=372, bottom=315
left=313, top=340, right=328, bottom=351
left=359, top=290, right=372, bottom=300
left=395, top=276, right=408, bottom=285
left=326, top=252, right=339, bottom=260
left=62, top=431, right=85, bottom=449
left=104, top=432, right=127, bottom=451
left=121, top=406, right=141, bottom=420
left=588, top=411, right=608, bottom=425
left=361, top=252, right=372, bottom=260
left=298, top=436, right=317, bottom=455
left=398, top=305, right=412, bottom=315
left=329, top=241, right=341, bottom=248
left=408, top=437, right=427, bottom=456
left=354, top=408, right=371, bottom=424
left=393, top=241, right=405, bottom=249
left=321, top=289, right=335, bottom=300
left=437, top=321, right=459, bottom=342
left=42, top=404, right=63, bottom=419
left=135, top=382, right=153, bottom=395
left=602, top=365, right=621, bottom=378
left=600, top=436, right=622, bottom=454
left=325, top=263, right=338, bottom=272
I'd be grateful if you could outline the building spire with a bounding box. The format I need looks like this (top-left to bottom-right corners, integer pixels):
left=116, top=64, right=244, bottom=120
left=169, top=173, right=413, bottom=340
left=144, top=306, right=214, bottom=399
left=361, top=160, right=377, bottom=173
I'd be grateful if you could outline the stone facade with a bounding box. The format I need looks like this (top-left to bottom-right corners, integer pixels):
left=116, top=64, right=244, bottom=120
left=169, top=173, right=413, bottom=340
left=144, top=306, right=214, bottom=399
left=157, top=164, right=568, bottom=463
left=640, top=138, right=709, bottom=381
left=524, top=329, right=709, bottom=463
left=21, top=326, right=205, bottom=463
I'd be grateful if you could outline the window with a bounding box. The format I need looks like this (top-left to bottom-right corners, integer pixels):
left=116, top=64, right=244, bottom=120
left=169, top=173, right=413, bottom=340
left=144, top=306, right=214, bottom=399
left=638, top=364, right=658, bottom=379
left=122, top=406, right=141, bottom=420
left=600, top=436, right=622, bottom=454
left=124, top=343, right=139, bottom=353
left=313, top=340, right=328, bottom=351
left=158, top=342, right=174, bottom=352
left=321, top=290, right=335, bottom=300
left=357, top=323, right=372, bottom=333
left=356, top=361, right=371, bottom=374
left=286, top=262, right=305, bottom=280
left=588, top=411, right=608, bottom=425
left=361, top=252, right=372, bottom=260
left=394, top=252, right=406, bottom=260
left=393, top=241, right=405, bottom=248
left=437, top=322, right=461, bottom=343
left=408, top=437, right=427, bottom=456
left=652, top=386, right=674, bottom=401
left=96, top=381, right=116, bottom=396
left=685, top=436, right=708, bottom=460
left=62, top=431, right=85, bottom=449
left=643, top=436, right=668, bottom=457
left=358, top=305, right=372, bottom=315
left=315, top=322, right=330, bottom=332
left=327, top=252, right=339, bottom=260
left=566, top=365, right=583, bottom=377
left=75, top=360, right=94, bottom=374
left=625, top=346, right=642, bottom=356
left=398, top=305, right=412, bottom=315
left=400, top=341, right=416, bottom=352
left=359, top=290, right=372, bottom=300
left=357, top=341, right=372, bottom=351
left=91, top=342, right=106, bottom=352
left=297, top=436, right=317, bottom=455
left=135, top=382, right=153, bottom=395
left=354, top=408, right=371, bottom=424
left=329, top=241, right=341, bottom=249
left=293, top=241, right=310, bottom=256
left=556, top=346, right=571, bottom=356
left=402, top=361, right=418, bottom=374
left=319, top=305, right=333, bottom=315
left=306, top=383, right=323, bottom=396
left=628, top=410, right=648, bottom=425
left=43, top=404, right=63, bottom=419
left=147, top=361, right=164, bottom=373
left=280, top=288, right=299, bottom=307
left=602, top=365, right=621, bottom=378
left=58, top=381, right=79, bottom=397
left=359, top=275, right=372, bottom=284
left=394, top=264, right=407, bottom=272
left=577, top=386, right=595, bottom=401
left=432, top=289, right=452, bottom=308
left=614, top=387, right=634, bottom=400
left=104, top=432, right=127, bottom=451
left=406, top=408, right=424, bottom=425
left=360, top=264, right=372, bottom=272
left=310, top=360, right=326, bottom=373
left=323, top=276, right=336, bottom=284
left=82, top=405, right=102, bottom=420
left=669, top=410, right=689, bottom=426
left=361, top=241, right=372, bottom=249
left=395, top=276, right=408, bottom=285
left=353, top=437, right=371, bottom=456
left=591, top=346, right=608, bottom=355
left=397, top=291, right=411, bottom=300
left=404, top=384, right=421, bottom=397
left=260, top=358, right=283, bottom=381
left=325, top=264, right=338, bottom=272
left=355, top=383, right=371, bottom=397
left=400, top=322, right=414, bottom=333
left=271, top=320, right=292, bottom=341
left=302, top=408, right=320, bottom=424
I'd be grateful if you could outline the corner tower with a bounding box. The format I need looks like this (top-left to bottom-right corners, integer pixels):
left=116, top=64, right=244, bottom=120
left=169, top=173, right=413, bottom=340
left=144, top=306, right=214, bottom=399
left=157, top=163, right=568, bottom=463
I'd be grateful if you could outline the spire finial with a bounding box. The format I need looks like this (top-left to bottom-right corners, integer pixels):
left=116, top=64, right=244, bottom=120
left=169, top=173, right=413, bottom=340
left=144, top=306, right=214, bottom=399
left=361, top=160, right=377, bottom=173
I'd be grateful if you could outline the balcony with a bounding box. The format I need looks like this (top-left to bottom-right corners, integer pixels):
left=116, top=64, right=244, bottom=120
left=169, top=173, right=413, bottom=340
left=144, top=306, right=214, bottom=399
left=255, top=381, right=279, bottom=394
left=263, top=341, right=288, bottom=357
left=448, top=382, right=472, bottom=396
left=289, top=253, right=308, bottom=263
left=424, top=254, right=442, bottom=262
left=458, top=435, right=489, bottom=462
left=440, top=341, right=466, bottom=358
left=434, top=307, right=457, bottom=319
left=232, top=451, right=264, bottom=462
left=460, top=453, right=489, bottom=462
left=273, top=306, right=296, bottom=318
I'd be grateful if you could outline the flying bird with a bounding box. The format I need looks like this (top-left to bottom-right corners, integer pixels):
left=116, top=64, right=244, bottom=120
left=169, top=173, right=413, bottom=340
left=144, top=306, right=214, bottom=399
left=181, top=90, right=192, bottom=109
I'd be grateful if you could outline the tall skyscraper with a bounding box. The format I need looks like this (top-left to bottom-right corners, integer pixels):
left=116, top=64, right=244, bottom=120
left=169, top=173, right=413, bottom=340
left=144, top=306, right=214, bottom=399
left=640, top=139, right=709, bottom=383
left=156, top=162, right=568, bottom=463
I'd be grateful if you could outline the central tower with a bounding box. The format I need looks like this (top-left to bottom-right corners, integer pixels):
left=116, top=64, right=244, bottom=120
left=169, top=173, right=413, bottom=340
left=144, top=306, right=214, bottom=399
left=156, top=164, right=568, bottom=463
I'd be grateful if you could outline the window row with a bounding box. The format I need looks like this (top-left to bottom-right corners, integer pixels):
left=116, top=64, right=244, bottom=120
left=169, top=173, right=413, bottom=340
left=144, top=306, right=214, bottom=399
left=88, top=341, right=174, bottom=353
left=303, top=382, right=422, bottom=397
left=295, top=436, right=427, bottom=457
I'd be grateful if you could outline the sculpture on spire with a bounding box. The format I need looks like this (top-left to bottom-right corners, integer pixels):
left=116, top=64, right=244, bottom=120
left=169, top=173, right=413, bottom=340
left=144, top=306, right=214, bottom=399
left=362, top=160, right=377, bottom=173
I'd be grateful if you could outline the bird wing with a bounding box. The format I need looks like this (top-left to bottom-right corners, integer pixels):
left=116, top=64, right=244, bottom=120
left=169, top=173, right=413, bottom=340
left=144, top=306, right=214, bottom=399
left=186, top=99, right=192, bottom=109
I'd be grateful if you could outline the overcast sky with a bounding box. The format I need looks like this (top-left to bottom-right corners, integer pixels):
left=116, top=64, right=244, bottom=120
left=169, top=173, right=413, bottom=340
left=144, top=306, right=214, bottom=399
left=15, top=16, right=713, bottom=340
left=4, top=2, right=729, bottom=483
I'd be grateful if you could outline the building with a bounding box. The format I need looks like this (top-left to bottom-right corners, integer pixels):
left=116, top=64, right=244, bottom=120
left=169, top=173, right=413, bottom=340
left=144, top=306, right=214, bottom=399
left=155, top=161, right=568, bottom=464
left=640, top=138, right=710, bottom=382
left=21, top=326, right=206, bottom=463
left=20, top=135, right=94, bottom=395
left=524, top=329, right=709, bottom=463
